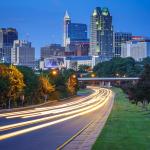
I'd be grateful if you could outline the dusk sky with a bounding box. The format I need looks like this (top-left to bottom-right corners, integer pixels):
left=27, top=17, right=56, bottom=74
left=0, top=0, right=150, bottom=58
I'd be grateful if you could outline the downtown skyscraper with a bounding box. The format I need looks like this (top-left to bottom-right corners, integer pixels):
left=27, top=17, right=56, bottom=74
left=0, top=28, right=18, bottom=63
left=90, top=7, right=113, bottom=60
left=63, top=10, right=88, bottom=54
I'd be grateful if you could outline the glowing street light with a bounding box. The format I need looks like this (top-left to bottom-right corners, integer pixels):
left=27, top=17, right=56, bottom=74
left=72, top=74, right=77, bottom=79
left=116, top=73, right=119, bottom=77
left=123, top=75, right=126, bottom=78
left=51, top=69, right=58, bottom=76
left=91, top=73, right=96, bottom=78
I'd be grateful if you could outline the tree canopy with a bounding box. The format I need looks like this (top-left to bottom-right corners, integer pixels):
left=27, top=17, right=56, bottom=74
left=0, top=65, right=25, bottom=108
left=93, top=57, right=142, bottom=77
left=123, top=64, right=150, bottom=109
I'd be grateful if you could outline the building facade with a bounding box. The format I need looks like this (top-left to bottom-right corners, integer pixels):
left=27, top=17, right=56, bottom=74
left=0, top=28, right=18, bottom=63
left=64, top=56, right=102, bottom=70
left=75, top=41, right=89, bottom=56
left=39, top=56, right=66, bottom=70
left=68, top=23, right=87, bottom=42
left=90, top=7, right=113, bottom=60
left=41, top=44, right=65, bottom=59
left=66, top=40, right=89, bottom=56
left=65, top=56, right=93, bottom=71
left=11, top=40, right=35, bottom=67
left=39, top=55, right=102, bottom=71
left=114, top=32, right=132, bottom=57
left=121, top=41, right=150, bottom=61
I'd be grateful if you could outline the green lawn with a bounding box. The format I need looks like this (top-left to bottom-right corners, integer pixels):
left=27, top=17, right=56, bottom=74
left=92, top=88, right=150, bottom=150
left=77, top=88, right=93, bottom=96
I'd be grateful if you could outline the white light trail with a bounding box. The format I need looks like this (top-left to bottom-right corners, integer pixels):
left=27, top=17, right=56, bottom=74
left=0, top=89, right=110, bottom=131
left=0, top=88, right=101, bottom=118
left=0, top=89, right=113, bottom=141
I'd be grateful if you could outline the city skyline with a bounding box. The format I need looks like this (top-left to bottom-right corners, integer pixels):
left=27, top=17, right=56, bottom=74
left=0, top=0, right=150, bottom=58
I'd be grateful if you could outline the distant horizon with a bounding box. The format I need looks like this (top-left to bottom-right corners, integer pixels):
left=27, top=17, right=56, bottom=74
left=0, top=0, right=150, bottom=58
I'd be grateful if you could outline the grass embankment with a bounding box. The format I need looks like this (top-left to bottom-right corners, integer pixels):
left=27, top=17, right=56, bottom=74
left=93, top=88, right=150, bottom=150
left=77, top=88, right=93, bottom=96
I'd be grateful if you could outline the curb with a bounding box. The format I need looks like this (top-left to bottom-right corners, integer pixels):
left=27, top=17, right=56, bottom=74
left=56, top=120, right=95, bottom=150
left=57, top=90, right=115, bottom=150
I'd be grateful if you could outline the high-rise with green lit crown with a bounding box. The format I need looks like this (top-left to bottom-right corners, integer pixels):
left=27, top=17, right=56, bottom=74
left=90, top=7, right=113, bottom=60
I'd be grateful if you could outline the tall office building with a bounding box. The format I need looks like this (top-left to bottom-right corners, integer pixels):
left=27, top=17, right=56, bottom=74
left=63, top=11, right=88, bottom=55
left=0, top=28, right=18, bottom=63
left=90, top=7, right=113, bottom=60
left=0, top=28, right=18, bottom=47
left=114, top=32, right=132, bottom=57
left=11, top=40, right=35, bottom=67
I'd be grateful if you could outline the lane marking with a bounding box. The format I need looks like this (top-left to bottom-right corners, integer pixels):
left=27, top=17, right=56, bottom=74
left=56, top=120, right=94, bottom=150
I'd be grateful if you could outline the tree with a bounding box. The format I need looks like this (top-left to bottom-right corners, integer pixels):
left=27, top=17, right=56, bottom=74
left=7, top=65, right=25, bottom=108
left=40, top=68, right=79, bottom=99
left=94, top=57, right=141, bottom=77
left=142, top=57, right=150, bottom=65
left=129, top=64, right=150, bottom=109
left=63, top=69, right=76, bottom=80
left=17, top=66, right=39, bottom=105
left=0, top=65, right=10, bottom=108
left=63, top=69, right=78, bottom=96
left=0, top=65, right=25, bottom=108
left=38, top=76, right=55, bottom=102
left=66, top=74, right=78, bottom=95
left=78, top=65, right=91, bottom=73
left=50, top=73, right=68, bottom=99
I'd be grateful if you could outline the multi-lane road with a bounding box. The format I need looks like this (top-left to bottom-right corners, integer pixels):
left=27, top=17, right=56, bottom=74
left=0, top=87, right=113, bottom=150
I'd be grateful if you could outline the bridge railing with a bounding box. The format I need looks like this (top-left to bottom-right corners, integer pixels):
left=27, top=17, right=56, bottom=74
left=78, top=77, right=140, bottom=81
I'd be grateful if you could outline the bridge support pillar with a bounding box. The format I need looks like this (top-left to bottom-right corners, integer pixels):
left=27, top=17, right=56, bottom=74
left=107, top=82, right=111, bottom=88
left=99, top=81, right=105, bottom=87
left=103, top=81, right=111, bottom=88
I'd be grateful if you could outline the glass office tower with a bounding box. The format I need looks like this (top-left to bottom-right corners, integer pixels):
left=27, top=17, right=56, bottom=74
left=68, top=23, right=87, bottom=41
left=90, top=7, right=113, bottom=61
left=0, top=28, right=18, bottom=63
left=63, top=11, right=88, bottom=55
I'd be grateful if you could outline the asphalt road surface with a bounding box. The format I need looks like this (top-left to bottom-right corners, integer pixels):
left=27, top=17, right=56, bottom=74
left=0, top=87, right=113, bottom=150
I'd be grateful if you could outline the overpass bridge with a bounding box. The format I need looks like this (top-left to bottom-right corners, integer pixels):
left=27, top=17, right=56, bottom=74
left=78, top=77, right=140, bottom=87
left=78, top=77, right=139, bottom=81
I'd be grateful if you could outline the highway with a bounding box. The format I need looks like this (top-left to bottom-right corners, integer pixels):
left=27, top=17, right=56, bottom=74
left=0, top=87, right=113, bottom=150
